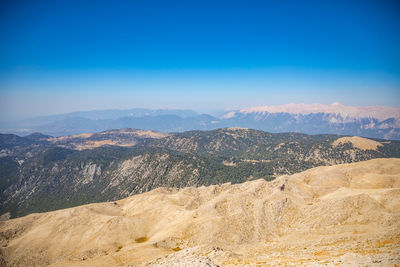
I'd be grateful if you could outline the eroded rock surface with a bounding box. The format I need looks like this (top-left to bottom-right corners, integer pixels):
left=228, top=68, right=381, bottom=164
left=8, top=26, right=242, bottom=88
left=1, top=158, right=399, bottom=266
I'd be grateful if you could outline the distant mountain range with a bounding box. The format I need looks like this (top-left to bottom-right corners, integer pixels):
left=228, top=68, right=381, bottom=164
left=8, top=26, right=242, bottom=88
left=1, top=103, right=399, bottom=139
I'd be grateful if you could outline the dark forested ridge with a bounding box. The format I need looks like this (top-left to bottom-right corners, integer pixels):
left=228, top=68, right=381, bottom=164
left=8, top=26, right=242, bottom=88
left=1, top=128, right=400, bottom=218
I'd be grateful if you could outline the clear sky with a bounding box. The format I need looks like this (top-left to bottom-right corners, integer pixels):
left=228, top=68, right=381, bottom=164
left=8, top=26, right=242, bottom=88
left=0, top=0, right=399, bottom=120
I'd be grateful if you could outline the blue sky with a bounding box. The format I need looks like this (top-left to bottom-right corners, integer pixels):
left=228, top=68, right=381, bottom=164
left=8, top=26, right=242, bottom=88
left=1, top=0, right=399, bottom=119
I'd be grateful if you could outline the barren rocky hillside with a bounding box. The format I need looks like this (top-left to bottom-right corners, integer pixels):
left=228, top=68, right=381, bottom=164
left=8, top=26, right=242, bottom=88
left=1, top=158, right=399, bottom=266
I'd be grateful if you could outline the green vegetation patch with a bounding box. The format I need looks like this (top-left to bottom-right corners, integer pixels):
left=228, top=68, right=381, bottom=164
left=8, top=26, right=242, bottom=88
left=135, top=236, right=148, bottom=243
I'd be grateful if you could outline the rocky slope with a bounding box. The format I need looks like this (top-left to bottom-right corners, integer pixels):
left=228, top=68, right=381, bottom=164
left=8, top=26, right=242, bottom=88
left=1, top=128, right=400, bottom=218
left=1, top=158, right=399, bottom=266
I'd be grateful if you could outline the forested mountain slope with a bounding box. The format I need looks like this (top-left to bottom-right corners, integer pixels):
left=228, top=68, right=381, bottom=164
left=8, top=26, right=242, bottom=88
left=1, top=128, right=400, bottom=218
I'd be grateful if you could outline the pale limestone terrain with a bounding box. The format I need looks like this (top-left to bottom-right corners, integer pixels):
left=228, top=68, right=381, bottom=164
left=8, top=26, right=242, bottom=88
left=332, top=136, right=383, bottom=151
left=1, top=158, right=400, bottom=266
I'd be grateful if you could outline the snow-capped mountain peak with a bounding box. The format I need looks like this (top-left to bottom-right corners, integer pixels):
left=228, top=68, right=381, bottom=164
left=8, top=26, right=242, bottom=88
left=238, top=103, right=400, bottom=122
left=219, top=103, right=400, bottom=139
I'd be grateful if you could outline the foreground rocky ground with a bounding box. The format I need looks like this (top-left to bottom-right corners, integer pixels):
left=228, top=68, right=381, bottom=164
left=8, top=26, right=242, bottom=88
left=1, top=158, right=399, bottom=266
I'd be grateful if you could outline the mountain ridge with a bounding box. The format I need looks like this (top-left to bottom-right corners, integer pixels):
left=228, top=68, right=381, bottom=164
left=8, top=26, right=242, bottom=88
left=1, top=127, right=400, bottom=218
left=238, top=102, right=400, bottom=122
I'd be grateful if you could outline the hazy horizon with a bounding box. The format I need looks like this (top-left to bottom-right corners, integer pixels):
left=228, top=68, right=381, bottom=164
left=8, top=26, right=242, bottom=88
left=2, top=100, right=400, bottom=123
left=1, top=0, right=399, bottom=120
